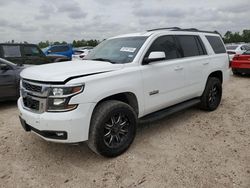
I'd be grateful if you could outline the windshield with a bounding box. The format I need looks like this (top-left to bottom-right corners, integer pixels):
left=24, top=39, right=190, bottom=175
left=85, top=37, right=147, bottom=64
left=226, top=45, right=238, bottom=50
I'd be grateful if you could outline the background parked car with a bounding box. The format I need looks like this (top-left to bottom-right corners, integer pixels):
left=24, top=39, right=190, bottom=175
left=226, top=44, right=250, bottom=60
left=43, top=44, right=74, bottom=59
left=72, top=46, right=93, bottom=61
left=231, top=50, right=250, bottom=75
left=0, top=43, right=70, bottom=65
left=0, top=58, right=26, bottom=101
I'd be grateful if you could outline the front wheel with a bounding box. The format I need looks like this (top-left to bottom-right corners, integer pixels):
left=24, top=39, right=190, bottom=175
left=88, top=100, right=137, bottom=157
left=200, top=77, right=222, bottom=111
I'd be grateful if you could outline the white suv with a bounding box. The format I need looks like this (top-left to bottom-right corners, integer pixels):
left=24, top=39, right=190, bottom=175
left=18, top=28, right=230, bottom=157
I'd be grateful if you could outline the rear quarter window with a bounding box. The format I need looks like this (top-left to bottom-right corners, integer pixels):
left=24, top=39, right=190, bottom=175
left=2, top=45, right=22, bottom=57
left=206, top=36, right=226, bottom=54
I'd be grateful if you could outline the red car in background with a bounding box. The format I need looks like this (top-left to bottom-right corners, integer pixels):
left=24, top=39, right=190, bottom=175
left=231, top=50, right=250, bottom=75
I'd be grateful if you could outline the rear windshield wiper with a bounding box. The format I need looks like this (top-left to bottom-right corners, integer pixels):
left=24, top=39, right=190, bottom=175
left=90, top=58, right=116, bottom=64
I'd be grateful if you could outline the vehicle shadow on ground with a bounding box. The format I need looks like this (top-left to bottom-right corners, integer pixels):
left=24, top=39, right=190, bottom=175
left=0, top=100, right=17, bottom=110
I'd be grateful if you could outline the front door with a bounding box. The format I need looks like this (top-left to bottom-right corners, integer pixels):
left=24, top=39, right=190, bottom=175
left=141, top=35, right=188, bottom=115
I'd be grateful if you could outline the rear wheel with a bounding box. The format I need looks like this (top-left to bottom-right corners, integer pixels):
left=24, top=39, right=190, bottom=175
left=232, top=69, right=241, bottom=76
left=88, top=100, right=137, bottom=157
left=200, top=77, right=222, bottom=111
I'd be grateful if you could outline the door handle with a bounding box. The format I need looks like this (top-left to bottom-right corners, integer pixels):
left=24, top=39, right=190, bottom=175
left=174, top=66, right=183, bottom=71
left=203, top=62, right=209, bottom=65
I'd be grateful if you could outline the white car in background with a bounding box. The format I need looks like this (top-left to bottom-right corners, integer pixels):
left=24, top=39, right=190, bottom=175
left=226, top=44, right=250, bottom=60
left=72, top=46, right=93, bottom=61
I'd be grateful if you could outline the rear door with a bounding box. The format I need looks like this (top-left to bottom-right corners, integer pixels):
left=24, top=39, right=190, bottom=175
left=0, top=61, right=17, bottom=99
left=174, top=35, right=209, bottom=96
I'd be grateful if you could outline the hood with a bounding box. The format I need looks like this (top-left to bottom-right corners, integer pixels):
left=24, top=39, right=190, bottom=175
left=21, top=60, right=124, bottom=84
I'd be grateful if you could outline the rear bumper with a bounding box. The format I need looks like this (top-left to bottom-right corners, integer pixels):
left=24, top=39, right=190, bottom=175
left=18, top=98, right=95, bottom=143
left=232, top=68, right=250, bottom=74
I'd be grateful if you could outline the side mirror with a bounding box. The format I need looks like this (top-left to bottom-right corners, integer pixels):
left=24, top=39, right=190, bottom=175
left=0, top=64, right=9, bottom=71
left=143, top=51, right=166, bottom=64
left=47, top=50, right=52, bottom=54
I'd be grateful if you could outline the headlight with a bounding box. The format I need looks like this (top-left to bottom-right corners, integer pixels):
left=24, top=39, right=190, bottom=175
left=47, top=85, right=84, bottom=112
left=50, top=86, right=83, bottom=97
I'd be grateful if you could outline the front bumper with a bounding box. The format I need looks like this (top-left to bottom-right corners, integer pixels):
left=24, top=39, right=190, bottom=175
left=18, top=98, right=95, bottom=143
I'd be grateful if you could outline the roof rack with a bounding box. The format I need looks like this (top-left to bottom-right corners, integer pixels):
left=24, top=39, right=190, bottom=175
left=147, top=27, right=181, bottom=32
left=147, top=27, right=220, bottom=35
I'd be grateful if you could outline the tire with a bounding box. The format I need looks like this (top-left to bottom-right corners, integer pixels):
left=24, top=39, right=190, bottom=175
left=88, top=100, right=137, bottom=157
left=200, top=77, right=222, bottom=111
left=232, top=69, right=240, bottom=76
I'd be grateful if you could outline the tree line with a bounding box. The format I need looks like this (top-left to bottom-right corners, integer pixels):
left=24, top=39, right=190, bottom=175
left=223, top=30, right=250, bottom=44
left=38, top=39, right=100, bottom=49
left=6, top=29, right=250, bottom=48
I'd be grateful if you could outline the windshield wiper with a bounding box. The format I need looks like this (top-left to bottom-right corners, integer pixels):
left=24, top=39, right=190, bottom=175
left=90, top=58, right=116, bottom=64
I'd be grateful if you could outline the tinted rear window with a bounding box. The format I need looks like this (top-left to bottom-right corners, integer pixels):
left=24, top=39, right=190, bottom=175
left=2, top=45, right=21, bottom=57
left=206, top=36, right=226, bottom=54
left=176, top=35, right=201, bottom=57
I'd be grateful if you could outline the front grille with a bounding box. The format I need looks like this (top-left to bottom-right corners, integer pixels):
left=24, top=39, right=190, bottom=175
left=23, top=81, right=42, bottom=93
left=23, top=97, right=40, bottom=111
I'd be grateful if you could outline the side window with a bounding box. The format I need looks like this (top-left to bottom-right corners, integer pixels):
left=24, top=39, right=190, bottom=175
left=242, top=45, right=250, bottom=51
left=176, top=35, right=200, bottom=57
left=145, top=35, right=181, bottom=60
left=50, top=46, right=69, bottom=53
left=241, top=46, right=246, bottom=50
left=23, top=46, right=41, bottom=56
left=2, top=45, right=21, bottom=57
left=205, top=36, right=226, bottom=54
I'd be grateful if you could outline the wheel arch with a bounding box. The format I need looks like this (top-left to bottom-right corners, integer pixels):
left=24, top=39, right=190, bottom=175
left=208, top=70, right=223, bottom=83
left=94, top=92, right=139, bottom=116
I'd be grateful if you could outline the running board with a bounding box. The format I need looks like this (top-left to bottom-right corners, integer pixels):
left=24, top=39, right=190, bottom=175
left=139, top=98, right=201, bottom=124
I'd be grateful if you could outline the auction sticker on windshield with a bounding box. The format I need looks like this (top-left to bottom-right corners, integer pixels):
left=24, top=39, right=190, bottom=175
left=120, top=47, right=136, bottom=53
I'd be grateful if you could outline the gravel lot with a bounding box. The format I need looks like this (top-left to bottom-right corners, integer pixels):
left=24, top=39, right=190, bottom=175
left=0, top=74, right=249, bottom=188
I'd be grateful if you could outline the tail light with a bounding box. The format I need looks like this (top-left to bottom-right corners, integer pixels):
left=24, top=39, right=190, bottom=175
left=233, top=55, right=240, bottom=60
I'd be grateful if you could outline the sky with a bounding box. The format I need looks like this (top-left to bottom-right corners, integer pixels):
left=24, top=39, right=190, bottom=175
left=0, top=0, right=250, bottom=43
